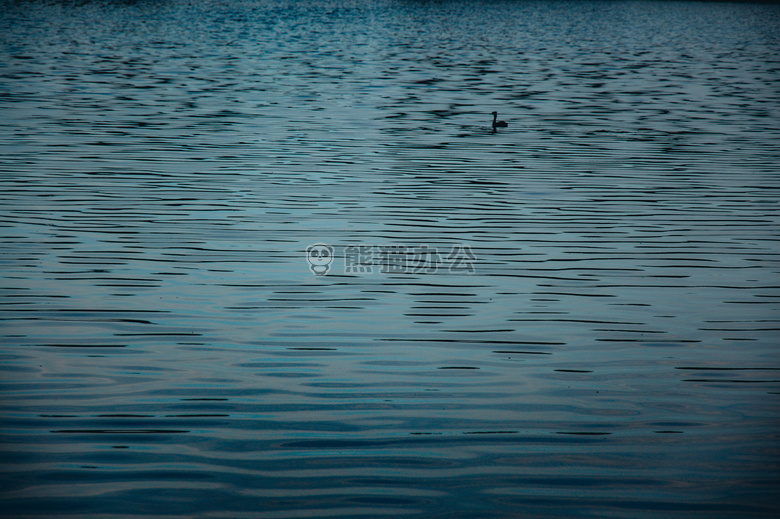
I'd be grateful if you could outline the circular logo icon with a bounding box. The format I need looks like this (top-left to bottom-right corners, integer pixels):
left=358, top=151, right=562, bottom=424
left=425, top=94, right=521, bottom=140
left=306, top=243, right=334, bottom=275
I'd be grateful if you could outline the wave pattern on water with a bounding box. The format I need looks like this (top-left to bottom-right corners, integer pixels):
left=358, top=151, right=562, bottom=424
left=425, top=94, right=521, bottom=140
left=1, top=0, right=780, bottom=518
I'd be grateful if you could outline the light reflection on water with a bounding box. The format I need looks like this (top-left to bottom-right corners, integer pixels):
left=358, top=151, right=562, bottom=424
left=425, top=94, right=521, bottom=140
left=1, top=0, right=779, bottom=517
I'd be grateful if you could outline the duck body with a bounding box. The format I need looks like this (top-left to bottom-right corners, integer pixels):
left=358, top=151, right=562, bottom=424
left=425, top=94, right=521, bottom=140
left=491, top=111, right=508, bottom=129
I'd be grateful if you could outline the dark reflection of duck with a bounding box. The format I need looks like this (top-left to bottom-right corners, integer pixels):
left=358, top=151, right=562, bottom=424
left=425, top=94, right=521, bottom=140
left=491, top=111, right=508, bottom=129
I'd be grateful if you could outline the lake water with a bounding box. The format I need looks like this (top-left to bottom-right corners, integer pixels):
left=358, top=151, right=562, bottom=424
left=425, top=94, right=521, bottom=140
left=1, top=0, right=779, bottom=517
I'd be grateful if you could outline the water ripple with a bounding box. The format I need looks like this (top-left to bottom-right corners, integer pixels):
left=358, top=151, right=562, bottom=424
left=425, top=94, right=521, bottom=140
left=2, top=0, right=780, bottom=517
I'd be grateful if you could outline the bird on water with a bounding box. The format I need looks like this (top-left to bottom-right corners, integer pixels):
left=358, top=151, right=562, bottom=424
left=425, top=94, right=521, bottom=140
left=491, top=111, right=508, bottom=129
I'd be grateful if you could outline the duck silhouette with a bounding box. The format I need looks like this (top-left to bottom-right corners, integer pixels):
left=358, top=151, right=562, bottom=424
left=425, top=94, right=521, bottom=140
left=491, top=111, right=508, bottom=129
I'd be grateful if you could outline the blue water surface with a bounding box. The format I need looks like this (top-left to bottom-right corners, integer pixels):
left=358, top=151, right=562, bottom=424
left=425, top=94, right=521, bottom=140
left=1, top=1, right=779, bottom=517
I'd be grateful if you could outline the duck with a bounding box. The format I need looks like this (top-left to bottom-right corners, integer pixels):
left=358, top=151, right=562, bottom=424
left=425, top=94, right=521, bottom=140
left=491, top=111, right=508, bottom=129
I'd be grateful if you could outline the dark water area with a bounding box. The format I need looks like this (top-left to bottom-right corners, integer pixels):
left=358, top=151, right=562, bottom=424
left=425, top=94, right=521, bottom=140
left=1, top=0, right=779, bottom=517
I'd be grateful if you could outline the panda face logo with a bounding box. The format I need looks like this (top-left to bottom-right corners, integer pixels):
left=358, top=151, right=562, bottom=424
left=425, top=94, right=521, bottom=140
left=306, top=243, right=334, bottom=275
